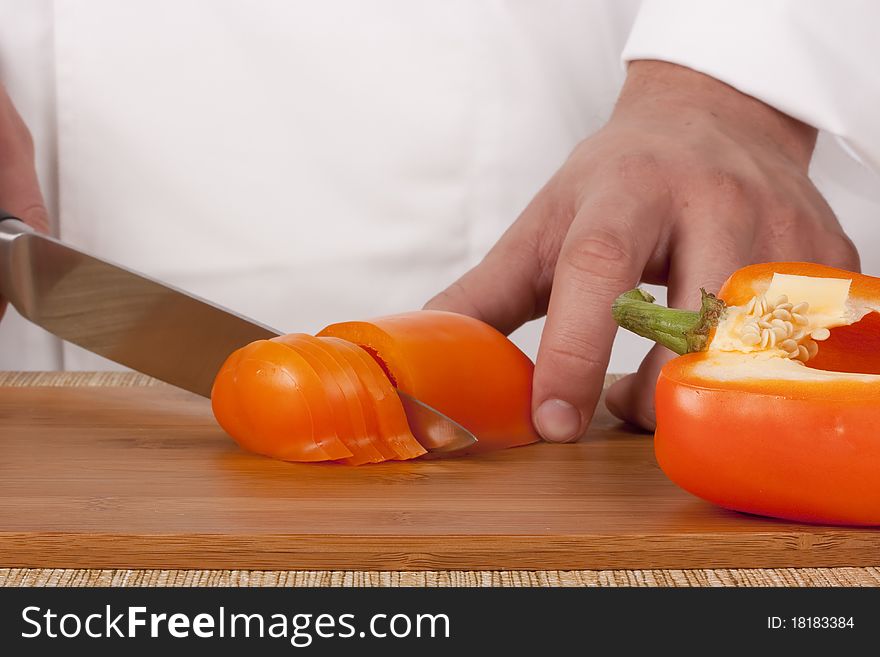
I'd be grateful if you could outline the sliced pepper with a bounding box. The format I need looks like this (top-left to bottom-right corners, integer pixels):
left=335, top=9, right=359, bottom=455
left=211, top=339, right=353, bottom=462
left=272, top=334, right=384, bottom=465
left=320, top=336, right=426, bottom=461
left=318, top=310, right=540, bottom=453
left=211, top=310, right=538, bottom=464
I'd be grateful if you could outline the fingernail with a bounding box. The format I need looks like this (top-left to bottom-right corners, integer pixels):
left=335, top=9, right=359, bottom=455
left=535, top=399, right=582, bottom=443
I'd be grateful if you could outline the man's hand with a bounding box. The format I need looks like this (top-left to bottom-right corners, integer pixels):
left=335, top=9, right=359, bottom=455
left=425, top=60, right=859, bottom=440
left=0, top=84, right=49, bottom=321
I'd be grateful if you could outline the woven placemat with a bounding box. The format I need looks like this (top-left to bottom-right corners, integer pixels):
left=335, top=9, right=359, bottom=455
left=0, top=370, right=165, bottom=388
left=2, top=567, right=880, bottom=587
left=2, top=370, right=877, bottom=588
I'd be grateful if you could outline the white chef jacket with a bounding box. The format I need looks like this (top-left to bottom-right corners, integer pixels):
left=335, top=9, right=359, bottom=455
left=0, top=0, right=879, bottom=374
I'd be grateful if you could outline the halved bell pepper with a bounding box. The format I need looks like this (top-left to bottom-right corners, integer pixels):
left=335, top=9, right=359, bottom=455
left=614, top=262, right=880, bottom=526
left=211, top=310, right=540, bottom=464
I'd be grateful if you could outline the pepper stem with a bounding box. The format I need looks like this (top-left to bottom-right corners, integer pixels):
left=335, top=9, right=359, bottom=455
left=612, top=288, right=726, bottom=355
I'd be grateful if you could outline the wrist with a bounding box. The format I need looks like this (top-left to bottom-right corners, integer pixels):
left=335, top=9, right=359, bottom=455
left=614, top=60, right=817, bottom=170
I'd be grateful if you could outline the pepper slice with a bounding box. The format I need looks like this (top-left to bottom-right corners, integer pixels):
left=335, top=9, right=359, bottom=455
left=320, top=336, right=426, bottom=461
left=210, top=345, right=251, bottom=449
left=211, top=339, right=353, bottom=462
left=212, top=310, right=539, bottom=464
left=614, top=261, right=880, bottom=525
left=318, top=310, right=540, bottom=452
left=272, top=334, right=384, bottom=465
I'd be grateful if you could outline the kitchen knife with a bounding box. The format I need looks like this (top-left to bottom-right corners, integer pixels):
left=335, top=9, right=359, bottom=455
left=0, top=213, right=477, bottom=455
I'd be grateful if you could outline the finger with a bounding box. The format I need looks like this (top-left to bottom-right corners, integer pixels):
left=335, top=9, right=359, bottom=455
left=789, top=184, right=861, bottom=272
left=424, top=185, right=561, bottom=335
left=604, top=344, right=674, bottom=430
left=751, top=202, right=860, bottom=274
left=0, top=86, right=48, bottom=231
left=815, top=229, right=861, bottom=272
left=811, top=194, right=861, bottom=271
left=533, top=190, right=666, bottom=442
left=0, top=86, right=48, bottom=321
left=606, top=218, right=752, bottom=429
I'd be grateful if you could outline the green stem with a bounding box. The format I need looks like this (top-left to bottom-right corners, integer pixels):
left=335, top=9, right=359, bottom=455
left=612, top=288, right=726, bottom=355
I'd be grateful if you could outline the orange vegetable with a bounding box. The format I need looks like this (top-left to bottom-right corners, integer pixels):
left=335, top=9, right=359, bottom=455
left=272, top=334, right=386, bottom=465
left=211, top=310, right=540, bottom=464
left=318, top=310, right=540, bottom=453
left=211, top=339, right=353, bottom=462
left=614, top=262, right=880, bottom=525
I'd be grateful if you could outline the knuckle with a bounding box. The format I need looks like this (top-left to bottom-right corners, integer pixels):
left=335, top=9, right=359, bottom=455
left=762, top=207, right=803, bottom=243
left=562, top=227, right=634, bottom=279
left=755, top=198, right=822, bottom=246
left=703, top=167, right=749, bottom=201
left=612, top=152, right=672, bottom=198
left=16, top=202, right=49, bottom=233
left=534, top=235, right=561, bottom=292
left=615, top=151, right=661, bottom=181
left=492, top=231, right=555, bottom=308
left=22, top=203, right=49, bottom=233
left=542, top=335, right=609, bottom=375
left=497, top=200, right=568, bottom=294
left=495, top=229, right=540, bottom=271
left=824, top=232, right=861, bottom=270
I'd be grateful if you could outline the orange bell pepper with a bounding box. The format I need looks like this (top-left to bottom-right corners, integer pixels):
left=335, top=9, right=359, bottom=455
left=210, top=339, right=354, bottom=462
left=614, top=262, right=880, bottom=526
left=211, top=310, right=540, bottom=464
left=318, top=310, right=539, bottom=453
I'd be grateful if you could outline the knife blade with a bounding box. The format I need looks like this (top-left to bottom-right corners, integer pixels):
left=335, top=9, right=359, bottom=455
left=0, top=214, right=477, bottom=455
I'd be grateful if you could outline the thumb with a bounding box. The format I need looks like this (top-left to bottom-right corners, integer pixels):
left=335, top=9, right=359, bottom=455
left=424, top=191, right=555, bottom=335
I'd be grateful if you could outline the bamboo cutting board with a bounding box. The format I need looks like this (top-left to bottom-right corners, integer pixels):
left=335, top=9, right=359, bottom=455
left=1, top=382, right=878, bottom=571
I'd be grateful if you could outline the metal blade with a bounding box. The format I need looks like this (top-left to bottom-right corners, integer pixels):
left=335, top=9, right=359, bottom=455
left=0, top=219, right=278, bottom=396
left=0, top=217, right=479, bottom=456
left=396, top=389, right=477, bottom=455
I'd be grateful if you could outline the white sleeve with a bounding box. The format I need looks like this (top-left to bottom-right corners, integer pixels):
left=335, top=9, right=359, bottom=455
left=622, top=0, right=880, bottom=173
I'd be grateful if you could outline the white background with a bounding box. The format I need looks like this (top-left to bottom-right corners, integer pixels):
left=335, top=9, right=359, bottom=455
left=1, top=0, right=878, bottom=375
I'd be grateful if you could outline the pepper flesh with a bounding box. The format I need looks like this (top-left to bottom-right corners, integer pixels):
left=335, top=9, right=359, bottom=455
left=212, top=310, right=540, bottom=463
left=211, top=339, right=354, bottom=462
left=318, top=310, right=540, bottom=453
left=616, top=262, right=880, bottom=525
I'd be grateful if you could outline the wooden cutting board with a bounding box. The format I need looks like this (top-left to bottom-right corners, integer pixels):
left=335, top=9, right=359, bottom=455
left=1, top=384, right=878, bottom=570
